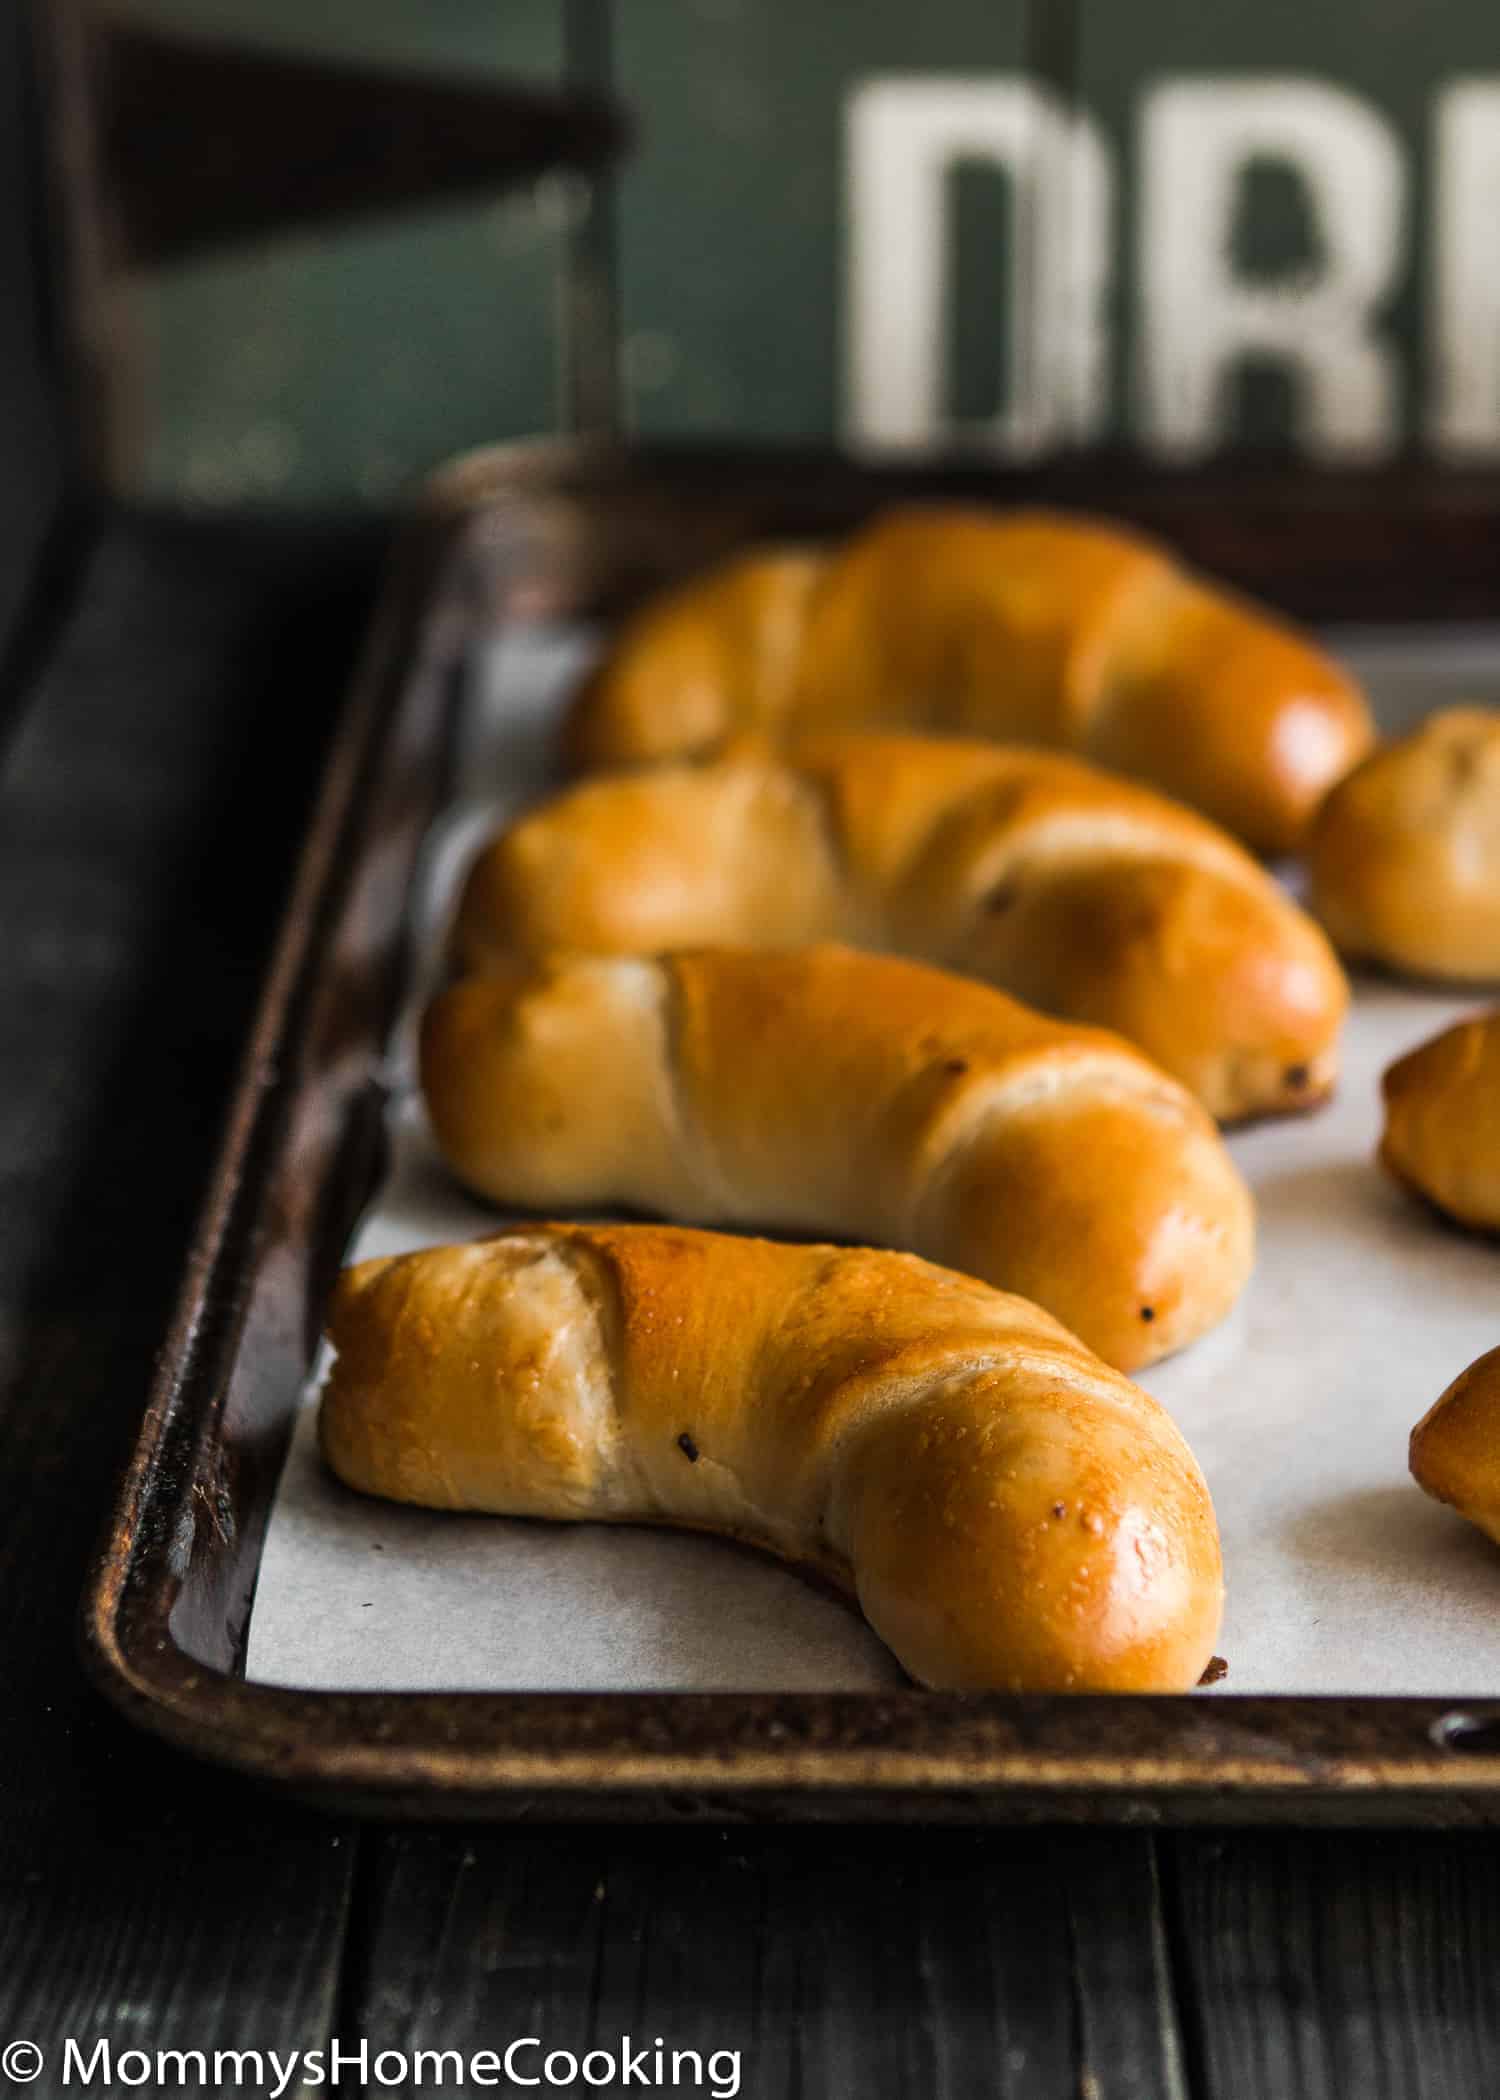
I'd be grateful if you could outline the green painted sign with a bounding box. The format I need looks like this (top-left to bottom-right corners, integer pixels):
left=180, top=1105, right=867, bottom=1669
left=124, top=1, right=1500, bottom=502
left=133, top=0, right=566, bottom=506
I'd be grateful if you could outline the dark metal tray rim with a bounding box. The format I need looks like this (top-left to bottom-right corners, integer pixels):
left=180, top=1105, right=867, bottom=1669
left=79, top=437, right=1500, bottom=1821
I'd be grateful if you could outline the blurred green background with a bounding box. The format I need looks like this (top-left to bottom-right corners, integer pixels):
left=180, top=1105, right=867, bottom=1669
left=123, top=0, right=1500, bottom=504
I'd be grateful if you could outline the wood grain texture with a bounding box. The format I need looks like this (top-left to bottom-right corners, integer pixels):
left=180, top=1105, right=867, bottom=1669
left=342, top=1825, right=1184, bottom=2098
left=0, top=513, right=382, bottom=2078
left=0, top=2, right=71, bottom=730
left=1164, top=1831, right=1500, bottom=2100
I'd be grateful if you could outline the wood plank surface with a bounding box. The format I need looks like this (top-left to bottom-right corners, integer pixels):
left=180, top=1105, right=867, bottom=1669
left=1164, top=1829, right=1500, bottom=2099
left=340, top=1825, right=1182, bottom=2099
left=0, top=513, right=382, bottom=2089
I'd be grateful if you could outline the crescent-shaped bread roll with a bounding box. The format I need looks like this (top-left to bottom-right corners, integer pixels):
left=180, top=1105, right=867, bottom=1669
left=1307, top=710, right=1500, bottom=982
left=420, top=945, right=1254, bottom=1373
left=1381, top=1011, right=1500, bottom=1231
left=1411, top=1346, right=1500, bottom=1544
left=453, top=735, right=1347, bottom=1122
left=320, top=1224, right=1225, bottom=1691
left=565, top=508, right=1373, bottom=855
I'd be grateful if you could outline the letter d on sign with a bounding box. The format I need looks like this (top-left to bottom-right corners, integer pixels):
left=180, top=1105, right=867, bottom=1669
left=845, top=76, right=1109, bottom=455
left=1138, top=78, right=1405, bottom=461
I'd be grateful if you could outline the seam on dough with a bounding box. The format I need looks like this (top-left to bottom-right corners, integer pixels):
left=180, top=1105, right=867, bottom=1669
left=792, top=765, right=870, bottom=937
left=651, top=958, right=759, bottom=1222
left=549, top=1231, right=643, bottom=1513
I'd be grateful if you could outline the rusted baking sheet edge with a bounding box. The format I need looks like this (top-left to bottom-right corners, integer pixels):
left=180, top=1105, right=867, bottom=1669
left=78, top=438, right=1500, bottom=1823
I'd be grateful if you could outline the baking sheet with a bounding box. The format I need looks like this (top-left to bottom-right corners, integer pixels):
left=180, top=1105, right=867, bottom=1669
left=246, top=626, right=1500, bottom=1696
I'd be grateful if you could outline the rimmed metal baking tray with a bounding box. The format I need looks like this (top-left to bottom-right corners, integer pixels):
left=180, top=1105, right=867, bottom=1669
left=81, top=439, right=1500, bottom=1822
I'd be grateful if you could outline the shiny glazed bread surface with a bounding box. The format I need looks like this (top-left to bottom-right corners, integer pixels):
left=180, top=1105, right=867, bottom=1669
left=1381, top=1010, right=1500, bottom=1231
left=321, top=1223, right=1225, bottom=1692
left=455, top=734, right=1347, bottom=1122
left=1309, top=709, right=1500, bottom=983
left=565, top=507, right=1373, bottom=855
left=421, top=944, right=1256, bottom=1374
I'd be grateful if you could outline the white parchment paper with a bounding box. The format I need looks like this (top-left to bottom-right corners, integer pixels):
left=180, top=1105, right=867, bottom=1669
left=246, top=623, right=1500, bottom=1696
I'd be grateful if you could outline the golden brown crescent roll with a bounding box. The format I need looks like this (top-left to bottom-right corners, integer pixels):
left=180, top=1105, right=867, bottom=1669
left=1381, top=1011, right=1500, bottom=1231
left=454, top=735, right=1348, bottom=1122
left=565, top=508, right=1373, bottom=854
left=1307, top=709, right=1500, bottom=982
left=1411, top=1346, right=1500, bottom=1544
left=420, top=945, right=1254, bottom=1373
left=320, top=1224, right=1225, bottom=1692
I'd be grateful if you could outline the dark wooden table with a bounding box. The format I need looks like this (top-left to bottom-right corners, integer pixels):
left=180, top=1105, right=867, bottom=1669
left=1, top=504, right=1499, bottom=2100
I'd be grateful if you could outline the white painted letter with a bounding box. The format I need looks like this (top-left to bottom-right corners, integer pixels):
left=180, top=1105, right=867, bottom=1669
left=1432, top=81, right=1500, bottom=458
left=845, top=76, right=1110, bottom=454
left=1138, top=78, right=1404, bottom=460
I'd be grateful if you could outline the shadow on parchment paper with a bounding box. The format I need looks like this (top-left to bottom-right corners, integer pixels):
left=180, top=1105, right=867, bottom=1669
left=1250, top=1157, right=1409, bottom=1235
left=1280, top=1482, right=1500, bottom=1593
left=274, top=1436, right=900, bottom=1694
left=1250, top=1155, right=1500, bottom=1292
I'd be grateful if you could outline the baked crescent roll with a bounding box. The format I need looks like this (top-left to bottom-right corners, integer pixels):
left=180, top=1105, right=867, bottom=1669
left=1307, top=709, right=1500, bottom=983
left=420, top=945, right=1254, bottom=1372
left=565, top=508, right=1373, bottom=855
left=453, top=735, right=1347, bottom=1122
left=1411, top=1346, right=1500, bottom=1544
left=1381, top=1011, right=1500, bottom=1231
left=320, top=1224, right=1225, bottom=1692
